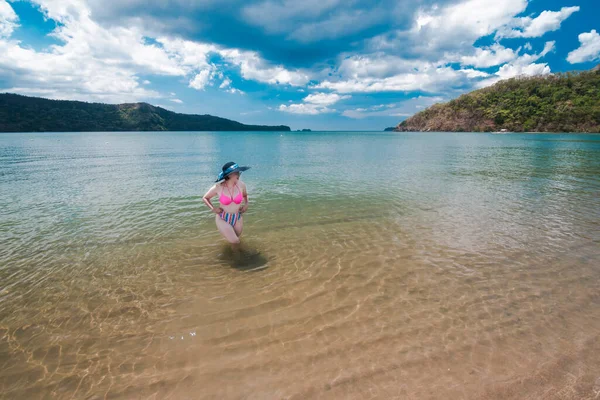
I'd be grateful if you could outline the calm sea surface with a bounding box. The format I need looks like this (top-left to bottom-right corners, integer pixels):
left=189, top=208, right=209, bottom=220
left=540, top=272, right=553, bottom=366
left=1, top=131, right=599, bottom=399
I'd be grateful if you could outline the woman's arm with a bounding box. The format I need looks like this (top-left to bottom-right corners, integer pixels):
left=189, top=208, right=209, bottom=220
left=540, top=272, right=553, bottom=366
left=202, top=184, right=222, bottom=214
left=240, top=182, right=249, bottom=213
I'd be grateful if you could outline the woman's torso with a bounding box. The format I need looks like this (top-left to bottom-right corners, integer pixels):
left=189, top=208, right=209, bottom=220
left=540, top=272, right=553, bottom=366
left=218, top=181, right=244, bottom=213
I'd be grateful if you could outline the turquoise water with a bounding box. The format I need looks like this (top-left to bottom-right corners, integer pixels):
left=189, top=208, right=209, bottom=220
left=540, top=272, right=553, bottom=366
left=3, top=131, right=598, bottom=248
left=1, top=131, right=600, bottom=399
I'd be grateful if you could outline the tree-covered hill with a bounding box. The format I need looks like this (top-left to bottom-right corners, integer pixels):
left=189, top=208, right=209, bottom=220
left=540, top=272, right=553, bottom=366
left=396, top=66, right=600, bottom=133
left=0, top=93, right=290, bottom=132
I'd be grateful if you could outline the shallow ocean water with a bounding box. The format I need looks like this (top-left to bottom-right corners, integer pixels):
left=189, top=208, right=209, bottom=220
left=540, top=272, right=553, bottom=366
left=1, top=131, right=599, bottom=399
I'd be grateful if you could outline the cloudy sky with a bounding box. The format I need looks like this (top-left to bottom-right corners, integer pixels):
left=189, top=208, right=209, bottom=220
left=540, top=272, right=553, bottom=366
left=1, top=0, right=598, bottom=130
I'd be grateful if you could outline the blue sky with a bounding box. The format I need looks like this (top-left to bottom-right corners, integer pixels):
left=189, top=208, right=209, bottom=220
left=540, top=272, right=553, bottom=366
left=1, top=0, right=598, bottom=130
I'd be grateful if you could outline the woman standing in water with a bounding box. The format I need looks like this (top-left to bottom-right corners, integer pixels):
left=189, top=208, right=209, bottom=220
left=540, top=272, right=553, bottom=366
left=202, top=162, right=250, bottom=245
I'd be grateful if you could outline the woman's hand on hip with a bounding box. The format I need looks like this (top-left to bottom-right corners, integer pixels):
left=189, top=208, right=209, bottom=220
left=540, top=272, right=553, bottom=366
left=213, top=207, right=223, bottom=214
left=240, top=205, right=248, bottom=214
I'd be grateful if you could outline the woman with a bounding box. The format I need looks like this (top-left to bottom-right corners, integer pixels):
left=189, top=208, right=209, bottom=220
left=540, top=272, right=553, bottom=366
left=202, top=162, right=250, bottom=245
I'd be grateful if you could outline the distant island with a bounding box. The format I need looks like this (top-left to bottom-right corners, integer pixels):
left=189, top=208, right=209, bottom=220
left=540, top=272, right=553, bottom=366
left=383, top=127, right=395, bottom=131
left=295, top=128, right=312, bottom=132
left=395, top=65, right=600, bottom=133
left=0, top=93, right=291, bottom=132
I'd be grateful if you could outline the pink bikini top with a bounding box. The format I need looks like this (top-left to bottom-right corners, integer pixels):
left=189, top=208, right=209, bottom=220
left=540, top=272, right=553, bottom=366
left=219, top=184, right=243, bottom=205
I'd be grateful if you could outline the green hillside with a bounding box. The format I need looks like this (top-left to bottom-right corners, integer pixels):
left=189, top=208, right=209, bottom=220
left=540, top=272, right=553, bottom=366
left=396, top=66, right=600, bottom=133
left=0, top=93, right=290, bottom=132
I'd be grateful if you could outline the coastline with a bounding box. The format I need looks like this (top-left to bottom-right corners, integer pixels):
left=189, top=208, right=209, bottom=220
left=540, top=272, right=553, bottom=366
left=392, top=129, right=600, bottom=134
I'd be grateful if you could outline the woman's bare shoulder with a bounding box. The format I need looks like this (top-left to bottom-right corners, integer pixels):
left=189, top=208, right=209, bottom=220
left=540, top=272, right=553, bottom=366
left=207, top=183, right=221, bottom=193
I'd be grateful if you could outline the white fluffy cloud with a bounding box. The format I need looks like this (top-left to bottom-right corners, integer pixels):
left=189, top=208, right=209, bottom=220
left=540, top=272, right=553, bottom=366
left=320, top=38, right=552, bottom=94
left=407, top=0, right=528, bottom=51
left=474, top=41, right=554, bottom=88
left=0, top=0, right=187, bottom=101
left=342, top=96, right=444, bottom=119
left=219, top=48, right=310, bottom=86
left=496, top=62, right=551, bottom=80
left=567, top=30, right=600, bottom=64
left=517, top=41, right=555, bottom=64
left=157, top=36, right=308, bottom=88
left=0, top=20, right=161, bottom=102
left=0, top=0, right=18, bottom=37
left=189, top=70, right=213, bottom=90
left=302, top=92, right=349, bottom=105
left=315, top=52, right=496, bottom=94
left=496, top=6, right=579, bottom=39
left=219, top=78, right=232, bottom=89
left=0, top=0, right=309, bottom=102
left=156, top=36, right=217, bottom=72
left=278, top=103, right=335, bottom=114
left=369, top=0, right=577, bottom=74
left=315, top=56, right=490, bottom=93
left=34, top=1, right=187, bottom=76
left=219, top=77, right=244, bottom=94
left=279, top=92, right=350, bottom=114
left=336, top=55, right=426, bottom=79
left=460, top=69, right=490, bottom=79
left=459, top=44, right=519, bottom=68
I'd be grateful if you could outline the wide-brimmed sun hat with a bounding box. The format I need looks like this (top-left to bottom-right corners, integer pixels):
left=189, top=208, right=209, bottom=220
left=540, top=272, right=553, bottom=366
left=215, top=161, right=250, bottom=182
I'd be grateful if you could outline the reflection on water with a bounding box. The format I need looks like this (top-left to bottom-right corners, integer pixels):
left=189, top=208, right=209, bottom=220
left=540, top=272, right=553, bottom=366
left=1, top=131, right=599, bottom=399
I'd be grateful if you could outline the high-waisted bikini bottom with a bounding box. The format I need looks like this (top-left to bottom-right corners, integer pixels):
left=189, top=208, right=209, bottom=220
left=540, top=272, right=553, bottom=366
left=219, top=211, right=241, bottom=227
